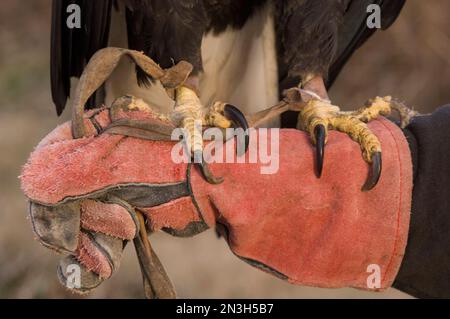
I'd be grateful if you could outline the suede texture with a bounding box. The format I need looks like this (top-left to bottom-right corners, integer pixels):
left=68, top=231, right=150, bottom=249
left=140, top=196, right=202, bottom=232
left=80, top=199, right=137, bottom=240
left=190, top=119, right=412, bottom=290
left=20, top=109, right=412, bottom=291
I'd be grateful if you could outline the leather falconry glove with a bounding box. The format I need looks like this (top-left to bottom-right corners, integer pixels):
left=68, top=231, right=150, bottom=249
left=20, top=47, right=414, bottom=296
left=21, top=106, right=413, bottom=295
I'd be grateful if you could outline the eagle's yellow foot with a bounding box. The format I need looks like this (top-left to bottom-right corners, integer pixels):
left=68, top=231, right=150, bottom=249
left=298, top=96, right=392, bottom=191
left=171, top=86, right=248, bottom=184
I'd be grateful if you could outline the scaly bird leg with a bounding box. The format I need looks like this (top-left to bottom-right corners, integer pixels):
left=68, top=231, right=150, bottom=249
left=170, top=76, right=249, bottom=184
left=296, top=76, right=392, bottom=191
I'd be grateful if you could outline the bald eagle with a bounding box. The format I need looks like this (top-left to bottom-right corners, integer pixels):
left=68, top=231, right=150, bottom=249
left=51, top=0, right=405, bottom=189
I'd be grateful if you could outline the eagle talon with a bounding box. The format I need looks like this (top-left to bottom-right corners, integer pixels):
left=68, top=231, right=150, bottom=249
left=362, top=152, right=382, bottom=192
left=196, top=155, right=224, bottom=185
left=173, top=87, right=249, bottom=185
left=223, top=104, right=250, bottom=155
left=198, top=162, right=224, bottom=184
left=296, top=95, right=391, bottom=191
left=194, top=104, right=248, bottom=184
left=314, top=124, right=326, bottom=178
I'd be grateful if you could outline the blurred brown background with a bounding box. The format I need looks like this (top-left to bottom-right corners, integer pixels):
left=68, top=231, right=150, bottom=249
left=0, top=0, right=449, bottom=298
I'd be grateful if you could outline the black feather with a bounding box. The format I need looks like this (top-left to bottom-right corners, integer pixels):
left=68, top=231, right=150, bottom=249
left=125, top=0, right=208, bottom=85
left=203, top=0, right=267, bottom=34
left=276, top=0, right=405, bottom=90
left=277, top=0, right=405, bottom=128
left=327, top=0, right=406, bottom=87
left=51, top=0, right=112, bottom=115
left=51, top=0, right=405, bottom=116
left=275, top=0, right=345, bottom=82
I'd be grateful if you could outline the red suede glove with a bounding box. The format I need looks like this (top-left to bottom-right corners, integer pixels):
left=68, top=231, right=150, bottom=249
left=21, top=108, right=412, bottom=293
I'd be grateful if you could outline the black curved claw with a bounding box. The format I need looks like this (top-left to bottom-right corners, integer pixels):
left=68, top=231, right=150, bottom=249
left=314, top=125, right=326, bottom=178
left=224, top=104, right=249, bottom=156
left=362, top=152, right=382, bottom=192
left=194, top=151, right=224, bottom=185
left=198, top=162, right=224, bottom=184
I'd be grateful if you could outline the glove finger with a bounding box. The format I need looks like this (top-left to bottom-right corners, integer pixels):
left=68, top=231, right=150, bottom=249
left=29, top=201, right=80, bottom=253
left=80, top=199, right=138, bottom=240
left=58, top=231, right=125, bottom=293
left=76, top=231, right=124, bottom=279
left=57, top=255, right=103, bottom=294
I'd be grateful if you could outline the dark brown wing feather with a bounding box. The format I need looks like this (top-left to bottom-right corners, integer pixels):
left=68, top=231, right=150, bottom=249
left=51, top=0, right=113, bottom=115
left=278, top=0, right=405, bottom=128
left=125, top=0, right=207, bottom=86
left=326, top=0, right=406, bottom=87
left=51, top=0, right=404, bottom=115
left=51, top=0, right=208, bottom=113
